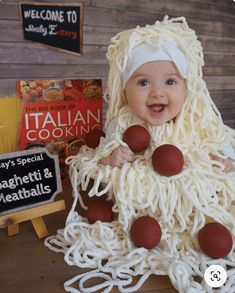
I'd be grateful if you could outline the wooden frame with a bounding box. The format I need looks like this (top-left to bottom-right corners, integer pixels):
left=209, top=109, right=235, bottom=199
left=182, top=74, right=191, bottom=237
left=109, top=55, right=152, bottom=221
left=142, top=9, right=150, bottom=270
left=20, top=2, right=83, bottom=56
left=0, top=199, right=65, bottom=238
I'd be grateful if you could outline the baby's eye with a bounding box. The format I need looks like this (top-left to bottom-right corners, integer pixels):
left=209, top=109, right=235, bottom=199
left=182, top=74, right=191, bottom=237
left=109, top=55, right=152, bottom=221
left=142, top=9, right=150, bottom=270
left=165, top=78, right=176, bottom=85
left=137, top=79, right=150, bottom=87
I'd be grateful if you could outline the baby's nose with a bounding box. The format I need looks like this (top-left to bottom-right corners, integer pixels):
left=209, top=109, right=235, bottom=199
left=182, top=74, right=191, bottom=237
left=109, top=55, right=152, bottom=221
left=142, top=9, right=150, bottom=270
left=150, top=84, right=165, bottom=99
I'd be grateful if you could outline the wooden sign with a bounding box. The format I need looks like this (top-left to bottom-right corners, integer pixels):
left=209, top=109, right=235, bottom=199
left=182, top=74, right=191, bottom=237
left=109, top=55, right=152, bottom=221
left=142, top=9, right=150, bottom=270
left=0, top=148, right=62, bottom=215
left=20, top=2, right=83, bottom=55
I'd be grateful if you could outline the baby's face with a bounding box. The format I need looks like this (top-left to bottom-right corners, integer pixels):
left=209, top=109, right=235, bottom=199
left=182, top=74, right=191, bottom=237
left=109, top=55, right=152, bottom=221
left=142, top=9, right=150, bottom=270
left=124, top=61, right=187, bottom=126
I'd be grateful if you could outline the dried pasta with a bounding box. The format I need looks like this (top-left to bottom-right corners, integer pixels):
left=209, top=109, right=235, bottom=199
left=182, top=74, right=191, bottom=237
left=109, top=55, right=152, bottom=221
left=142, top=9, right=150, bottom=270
left=0, top=95, right=23, bottom=153
left=45, top=16, right=235, bottom=293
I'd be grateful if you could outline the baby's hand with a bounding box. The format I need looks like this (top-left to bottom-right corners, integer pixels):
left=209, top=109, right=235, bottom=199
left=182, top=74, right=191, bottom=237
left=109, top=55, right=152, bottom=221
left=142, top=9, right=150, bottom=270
left=210, top=154, right=234, bottom=173
left=100, top=146, right=134, bottom=168
left=110, top=146, right=134, bottom=167
left=220, top=158, right=233, bottom=173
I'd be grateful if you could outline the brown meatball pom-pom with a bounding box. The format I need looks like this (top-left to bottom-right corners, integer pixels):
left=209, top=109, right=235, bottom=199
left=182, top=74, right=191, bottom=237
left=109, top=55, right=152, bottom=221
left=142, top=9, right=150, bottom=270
left=86, top=129, right=105, bottom=149
left=130, top=216, right=162, bottom=249
left=152, top=144, right=184, bottom=176
left=123, top=125, right=150, bottom=153
left=86, top=198, right=114, bottom=224
left=198, top=222, right=233, bottom=259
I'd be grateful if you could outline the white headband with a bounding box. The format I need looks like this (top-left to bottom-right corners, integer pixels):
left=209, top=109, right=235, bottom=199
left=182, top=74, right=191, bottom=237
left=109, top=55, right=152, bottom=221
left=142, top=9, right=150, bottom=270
left=122, top=40, right=188, bottom=87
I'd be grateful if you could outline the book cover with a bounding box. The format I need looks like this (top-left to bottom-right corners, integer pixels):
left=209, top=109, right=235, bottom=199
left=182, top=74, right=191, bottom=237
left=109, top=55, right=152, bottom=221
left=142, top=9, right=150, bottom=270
left=17, top=79, right=103, bottom=184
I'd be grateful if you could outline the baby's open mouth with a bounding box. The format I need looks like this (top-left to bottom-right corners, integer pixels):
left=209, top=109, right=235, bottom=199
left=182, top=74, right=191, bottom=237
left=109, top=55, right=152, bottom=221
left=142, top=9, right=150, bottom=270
left=148, top=103, right=166, bottom=113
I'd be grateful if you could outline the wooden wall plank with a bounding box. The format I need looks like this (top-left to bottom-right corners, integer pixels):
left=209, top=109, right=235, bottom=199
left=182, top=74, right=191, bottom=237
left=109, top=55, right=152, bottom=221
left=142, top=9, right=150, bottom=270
left=193, top=0, right=234, bottom=7
left=188, top=19, right=235, bottom=38
left=211, top=90, right=235, bottom=107
left=204, top=52, right=235, bottom=67
left=205, top=76, right=235, bottom=91
left=203, top=67, right=235, bottom=77
left=0, top=43, right=107, bottom=64
left=0, top=64, right=109, bottom=79
left=3, top=0, right=233, bottom=9
left=208, top=90, right=235, bottom=129
left=199, top=36, right=235, bottom=53
left=90, top=0, right=235, bottom=23
left=204, top=73, right=234, bottom=126
left=0, top=79, right=18, bottom=95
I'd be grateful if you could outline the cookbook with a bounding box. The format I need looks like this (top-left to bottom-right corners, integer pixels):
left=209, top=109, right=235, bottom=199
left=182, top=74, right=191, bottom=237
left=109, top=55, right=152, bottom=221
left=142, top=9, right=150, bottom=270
left=17, top=79, right=103, bottom=184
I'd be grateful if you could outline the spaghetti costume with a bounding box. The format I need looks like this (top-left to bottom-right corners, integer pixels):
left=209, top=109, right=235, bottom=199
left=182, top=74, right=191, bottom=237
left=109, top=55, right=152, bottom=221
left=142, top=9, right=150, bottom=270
left=45, top=16, right=235, bottom=293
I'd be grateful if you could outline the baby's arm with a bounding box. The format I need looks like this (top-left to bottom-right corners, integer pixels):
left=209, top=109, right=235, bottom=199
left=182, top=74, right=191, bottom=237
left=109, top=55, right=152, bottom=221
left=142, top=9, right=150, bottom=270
left=98, top=118, right=134, bottom=168
left=100, top=145, right=134, bottom=168
left=223, top=158, right=233, bottom=172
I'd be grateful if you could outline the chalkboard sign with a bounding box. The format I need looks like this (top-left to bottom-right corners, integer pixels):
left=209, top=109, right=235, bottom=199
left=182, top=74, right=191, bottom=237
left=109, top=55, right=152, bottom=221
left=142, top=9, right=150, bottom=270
left=20, top=2, right=83, bottom=55
left=0, top=148, right=62, bottom=215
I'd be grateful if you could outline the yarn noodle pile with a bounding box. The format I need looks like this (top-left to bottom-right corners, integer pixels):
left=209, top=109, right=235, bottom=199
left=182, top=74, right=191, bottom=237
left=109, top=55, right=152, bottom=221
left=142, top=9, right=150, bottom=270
left=45, top=16, right=235, bottom=293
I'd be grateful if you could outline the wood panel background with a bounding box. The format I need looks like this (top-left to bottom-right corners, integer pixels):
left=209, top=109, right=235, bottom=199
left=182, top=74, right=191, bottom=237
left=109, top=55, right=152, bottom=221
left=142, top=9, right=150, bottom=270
left=0, top=0, right=234, bottom=128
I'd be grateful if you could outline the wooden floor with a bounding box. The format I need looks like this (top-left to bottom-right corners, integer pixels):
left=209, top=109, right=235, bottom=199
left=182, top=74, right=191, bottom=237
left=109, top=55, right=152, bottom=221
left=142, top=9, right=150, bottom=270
left=0, top=187, right=177, bottom=293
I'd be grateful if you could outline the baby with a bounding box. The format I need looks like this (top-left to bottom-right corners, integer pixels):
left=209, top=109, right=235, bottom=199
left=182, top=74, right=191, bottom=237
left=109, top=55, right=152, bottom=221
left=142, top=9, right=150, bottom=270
left=99, top=36, right=234, bottom=171
left=46, top=16, right=235, bottom=293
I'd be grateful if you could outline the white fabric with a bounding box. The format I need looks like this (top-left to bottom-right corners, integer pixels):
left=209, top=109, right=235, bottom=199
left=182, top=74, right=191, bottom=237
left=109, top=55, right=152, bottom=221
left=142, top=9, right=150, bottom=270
left=122, top=41, right=188, bottom=87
